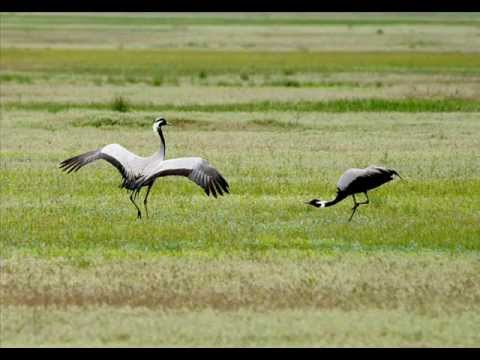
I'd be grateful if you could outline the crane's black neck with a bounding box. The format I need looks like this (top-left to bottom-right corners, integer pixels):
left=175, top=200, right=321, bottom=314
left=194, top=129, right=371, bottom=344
left=157, top=127, right=166, bottom=159
left=324, top=191, right=348, bottom=207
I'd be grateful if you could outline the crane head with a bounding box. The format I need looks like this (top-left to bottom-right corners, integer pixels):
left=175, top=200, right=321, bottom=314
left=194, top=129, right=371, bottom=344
left=153, top=117, right=168, bottom=132
left=305, top=199, right=326, bottom=208
left=390, top=169, right=403, bottom=180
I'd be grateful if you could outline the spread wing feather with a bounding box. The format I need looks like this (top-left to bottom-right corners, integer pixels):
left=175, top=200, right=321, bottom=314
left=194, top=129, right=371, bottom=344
left=134, top=157, right=229, bottom=197
left=59, top=144, right=142, bottom=189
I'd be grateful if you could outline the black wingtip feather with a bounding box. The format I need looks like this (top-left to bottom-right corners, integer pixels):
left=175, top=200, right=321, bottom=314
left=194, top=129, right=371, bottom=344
left=213, top=179, right=223, bottom=196
left=209, top=181, right=217, bottom=198
left=59, top=157, right=77, bottom=171
left=218, top=174, right=230, bottom=191
left=60, top=157, right=80, bottom=173
left=59, top=150, right=101, bottom=174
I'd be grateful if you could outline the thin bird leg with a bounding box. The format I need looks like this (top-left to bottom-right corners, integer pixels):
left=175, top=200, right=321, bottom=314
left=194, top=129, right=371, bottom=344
left=133, top=187, right=141, bottom=201
left=348, top=194, right=360, bottom=222
left=143, top=183, right=153, bottom=219
left=357, top=192, right=370, bottom=205
left=349, top=193, right=370, bottom=222
left=129, top=191, right=142, bottom=219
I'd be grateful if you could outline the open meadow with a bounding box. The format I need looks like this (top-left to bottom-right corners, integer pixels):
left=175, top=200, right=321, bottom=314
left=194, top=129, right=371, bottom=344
left=1, top=12, right=480, bottom=347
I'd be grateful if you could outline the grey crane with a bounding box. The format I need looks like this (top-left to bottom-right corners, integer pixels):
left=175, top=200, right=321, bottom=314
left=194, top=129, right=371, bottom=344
left=305, top=165, right=402, bottom=221
left=59, top=117, right=230, bottom=219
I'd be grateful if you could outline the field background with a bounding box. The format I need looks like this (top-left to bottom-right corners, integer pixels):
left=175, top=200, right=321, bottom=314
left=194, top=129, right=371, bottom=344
left=1, top=12, right=479, bottom=347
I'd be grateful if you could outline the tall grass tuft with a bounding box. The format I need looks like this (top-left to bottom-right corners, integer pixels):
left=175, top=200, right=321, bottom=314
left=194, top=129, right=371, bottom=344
left=152, top=76, right=163, bottom=87
left=111, top=96, right=130, bottom=112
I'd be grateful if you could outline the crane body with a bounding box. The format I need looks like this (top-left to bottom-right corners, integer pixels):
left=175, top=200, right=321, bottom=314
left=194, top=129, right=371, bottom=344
left=60, top=117, right=229, bottom=219
left=306, top=166, right=402, bottom=221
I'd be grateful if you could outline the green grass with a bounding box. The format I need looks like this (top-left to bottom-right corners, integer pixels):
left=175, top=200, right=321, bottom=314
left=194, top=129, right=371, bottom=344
left=3, top=49, right=480, bottom=76
left=2, top=252, right=480, bottom=347
left=0, top=73, right=33, bottom=84
left=2, top=111, right=479, bottom=259
left=110, top=96, right=130, bottom=112
left=2, top=13, right=480, bottom=27
left=3, top=13, right=478, bottom=53
left=1, top=71, right=477, bottom=90
left=1, top=13, right=480, bottom=347
left=4, top=99, right=480, bottom=113
left=4, top=306, right=480, bottom=347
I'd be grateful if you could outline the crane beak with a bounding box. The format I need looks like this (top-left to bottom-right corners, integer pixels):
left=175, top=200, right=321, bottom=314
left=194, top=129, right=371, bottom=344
left=391, top=170, right=403, bottom=180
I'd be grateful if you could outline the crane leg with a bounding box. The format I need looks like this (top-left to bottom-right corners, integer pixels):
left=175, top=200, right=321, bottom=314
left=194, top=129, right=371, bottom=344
left=348, top=193, right=370, bottom=222
left=348, top=195, right=359, bottom=222
left=358, top=192, right=370, bottom=205
left=143, top=183, right=153, bottom=219
left=130, top=191, right=142, bottom=219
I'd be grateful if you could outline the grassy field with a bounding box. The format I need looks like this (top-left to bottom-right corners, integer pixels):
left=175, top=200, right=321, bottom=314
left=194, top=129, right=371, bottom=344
left=2, top=13, right=480, bottom=52
left=1, top=12, right=479, bottom=347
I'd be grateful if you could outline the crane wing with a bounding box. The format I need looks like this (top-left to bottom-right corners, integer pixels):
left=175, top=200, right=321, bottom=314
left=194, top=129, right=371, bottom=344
left=134, top=157, right=230, bottom=198
left=337, top=166, right=393, bottom=192
left=337, top=168, right=366, bottom=191
left=59, top=144, right=142, bottom=189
